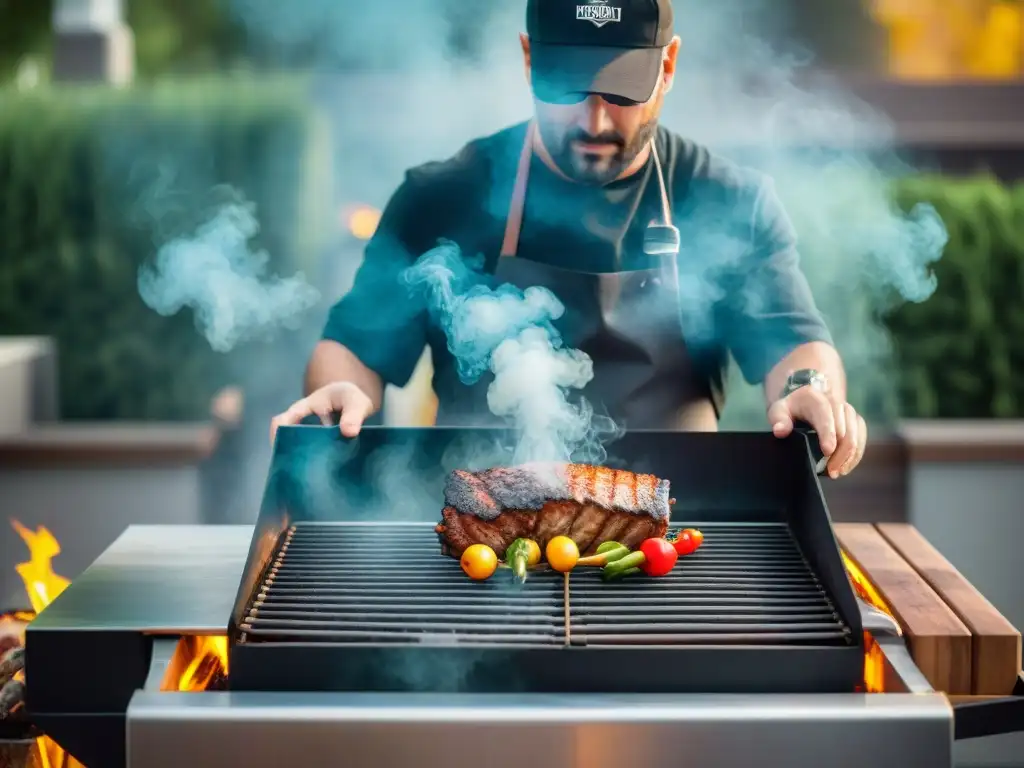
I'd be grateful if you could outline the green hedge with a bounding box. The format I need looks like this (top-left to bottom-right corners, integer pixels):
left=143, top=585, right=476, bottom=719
left=0, top=76, right=329, bottom=420
left=721, top=174, right=1024, bottom=427
left=887, top=176, right=1024, bottom=419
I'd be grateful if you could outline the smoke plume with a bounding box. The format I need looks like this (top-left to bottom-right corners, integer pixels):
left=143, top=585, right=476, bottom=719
left=403, top=241, right=615, bottom=463
left=138, top=198, right=320, bottom=353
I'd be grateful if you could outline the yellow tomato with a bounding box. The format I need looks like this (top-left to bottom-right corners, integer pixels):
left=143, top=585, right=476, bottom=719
left=523, top=538, right=542, bottom=567
left=460, top=544, right=498, bottom=580
left=545, top=536, right=580, bottom=573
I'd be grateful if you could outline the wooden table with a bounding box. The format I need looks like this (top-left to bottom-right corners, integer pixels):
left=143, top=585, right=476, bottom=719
left=835, top=523, right=1022, bottom=696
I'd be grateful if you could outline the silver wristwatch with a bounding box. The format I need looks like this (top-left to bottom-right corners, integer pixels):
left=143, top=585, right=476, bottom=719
left=779, top=369, right=829, bottom=400
left=779, top=369, right=829, bottom=475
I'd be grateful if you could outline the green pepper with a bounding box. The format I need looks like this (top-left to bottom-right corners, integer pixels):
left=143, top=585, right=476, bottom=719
left=577, top=542, right=630, bottom=567
left=602, top=551, right=646, bottom=578
left=505, top=538, right=539, bottom=582
left=602, top=566, right=642, bottom=582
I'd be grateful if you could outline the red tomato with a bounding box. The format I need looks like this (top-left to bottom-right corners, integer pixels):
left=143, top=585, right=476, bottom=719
left=672, top=531, right=699, bottom=556
left=639, top=538, right=678, bottom=577
left=687, top=529, right=705, bottom=548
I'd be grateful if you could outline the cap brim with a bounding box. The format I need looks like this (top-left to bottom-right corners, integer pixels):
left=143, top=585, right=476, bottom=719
left=531, top=43, right=661, bottom=104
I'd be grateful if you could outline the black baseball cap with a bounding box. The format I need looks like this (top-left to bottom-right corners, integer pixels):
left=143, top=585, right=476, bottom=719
left=527, top=0, right=674, bottom=104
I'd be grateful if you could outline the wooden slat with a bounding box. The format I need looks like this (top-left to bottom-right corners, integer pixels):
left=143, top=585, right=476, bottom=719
left=876, top=523, right=1022, bottom=695
left=834, top=523, right=973, bottom=694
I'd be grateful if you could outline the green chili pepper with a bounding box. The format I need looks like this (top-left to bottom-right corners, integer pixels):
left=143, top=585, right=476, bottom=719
left=577, top=542, right=630, bottom=567
left=602, top=551, right=646, bottom=578
left=602, top=566, right=642, bottom=581
left=505, top=538, right=539, bottom=582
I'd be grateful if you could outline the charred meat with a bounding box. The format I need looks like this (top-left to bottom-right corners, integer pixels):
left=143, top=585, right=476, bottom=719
left=435, top=463, right=672, bottom=558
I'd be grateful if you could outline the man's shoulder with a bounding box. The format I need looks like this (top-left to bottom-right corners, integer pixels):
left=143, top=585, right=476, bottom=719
left=403, top=121, right=527, bottom=197
left=658, top=127, right=768, bottom=206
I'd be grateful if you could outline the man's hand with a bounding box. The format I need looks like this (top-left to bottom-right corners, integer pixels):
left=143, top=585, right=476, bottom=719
left=269, top=382, right=376, bottom=444
left=767, top=386, right=867, bottom=479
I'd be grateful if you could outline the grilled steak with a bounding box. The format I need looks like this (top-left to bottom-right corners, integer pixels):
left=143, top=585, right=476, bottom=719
left=435, top=463, right=672, bottom=558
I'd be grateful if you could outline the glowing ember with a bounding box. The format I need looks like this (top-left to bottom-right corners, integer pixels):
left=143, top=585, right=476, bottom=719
left=343, top=205, right=382, bottom=240
left=842, top=550, right=896, bottom=693
left=2, top=519, right=84, bottom=768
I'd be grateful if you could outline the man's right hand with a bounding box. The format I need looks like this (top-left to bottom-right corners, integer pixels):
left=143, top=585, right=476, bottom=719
left=269, top=381, right=376, bottom=444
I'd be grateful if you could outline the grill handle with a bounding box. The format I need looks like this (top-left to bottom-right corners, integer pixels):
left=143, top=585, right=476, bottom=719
left=793, top=421, right=828, bottom=476
left=953, top=672, right=1024, bottom=740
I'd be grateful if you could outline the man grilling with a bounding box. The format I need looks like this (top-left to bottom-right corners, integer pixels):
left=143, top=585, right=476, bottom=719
left=271, top=0, right=868, bottom=479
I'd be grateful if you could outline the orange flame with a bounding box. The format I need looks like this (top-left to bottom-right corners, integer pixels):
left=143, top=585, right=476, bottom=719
left=343, top=205, right=382, bottom=240
left=12, top=521, right=71, bottom=615
left=841, top=550, right=895, bottom=693
left=7, top=520, right=84, bottom=768
left=172, top=635, right=229, bottom=692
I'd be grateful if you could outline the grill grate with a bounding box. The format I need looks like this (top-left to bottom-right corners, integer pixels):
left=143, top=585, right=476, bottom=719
left=239, top=521, right=852, bottom=648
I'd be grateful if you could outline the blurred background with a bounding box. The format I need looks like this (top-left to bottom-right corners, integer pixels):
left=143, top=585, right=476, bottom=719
left=0, top=0, right=1022, bottom=762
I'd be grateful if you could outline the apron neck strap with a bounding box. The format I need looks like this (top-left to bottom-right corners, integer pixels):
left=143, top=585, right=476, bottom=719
left=500, top=122, right=672, bottom=259
left=500, top=122, right=536, bottom=258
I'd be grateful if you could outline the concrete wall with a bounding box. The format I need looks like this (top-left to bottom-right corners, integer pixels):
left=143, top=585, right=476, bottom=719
left=0, top=464, right=202, bottom=611
left=910, top=462, right=1024, bottom=767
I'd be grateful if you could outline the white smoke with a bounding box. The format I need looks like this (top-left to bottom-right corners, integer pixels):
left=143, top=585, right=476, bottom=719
left=137, top=200, right=320, bottom=353
left=403, top=241, right=616, bottom=463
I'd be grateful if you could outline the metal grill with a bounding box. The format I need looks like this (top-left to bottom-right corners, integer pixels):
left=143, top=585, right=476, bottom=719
left=238, top=521, right=852, bottom=648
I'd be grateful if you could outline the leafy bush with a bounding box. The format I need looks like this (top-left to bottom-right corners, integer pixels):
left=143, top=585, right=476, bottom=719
left=722, top=174, right=1024, bottom=426
left=887, top=176, right=1024, bottom=418
left=0, top=76, right=329, bottom=420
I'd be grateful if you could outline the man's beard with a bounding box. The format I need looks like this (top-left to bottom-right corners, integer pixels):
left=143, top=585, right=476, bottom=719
left=538, top=118, right=659, bottom=186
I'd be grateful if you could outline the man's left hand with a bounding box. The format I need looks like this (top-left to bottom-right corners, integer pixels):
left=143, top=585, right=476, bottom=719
left=767, top=387, right=867, bottom=479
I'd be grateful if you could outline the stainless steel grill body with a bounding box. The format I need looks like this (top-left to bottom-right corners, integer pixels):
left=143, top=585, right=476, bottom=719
left=126, top=689, right=954, bottom=768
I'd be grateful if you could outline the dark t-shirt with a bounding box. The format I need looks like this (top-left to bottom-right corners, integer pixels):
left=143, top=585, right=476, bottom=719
left=322, top=121, right=832, bottom=414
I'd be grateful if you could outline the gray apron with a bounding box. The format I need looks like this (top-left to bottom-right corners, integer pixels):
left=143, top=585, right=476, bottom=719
left=432, top=123, right=718, bottom=432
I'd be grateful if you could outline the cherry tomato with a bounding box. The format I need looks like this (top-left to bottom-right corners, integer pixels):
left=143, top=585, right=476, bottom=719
left=545, top=536, right=580, bottom=573
left=672, top=531, right=699, bottom=556
left=460, top=544, right=498, bottom=580
left=522, top=538, right=542, bottom=567
left=639, top=538, right=678, bottom=577
left=686, top=528, right=705, bottom=548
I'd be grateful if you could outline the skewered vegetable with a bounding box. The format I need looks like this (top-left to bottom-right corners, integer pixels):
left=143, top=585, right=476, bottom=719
left=460, top=544, right=498, bottom=580
left=545, top=536, right=580, bottom=573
